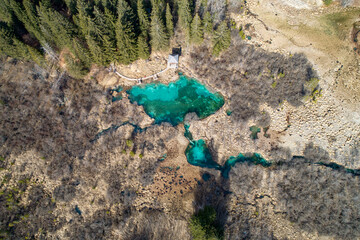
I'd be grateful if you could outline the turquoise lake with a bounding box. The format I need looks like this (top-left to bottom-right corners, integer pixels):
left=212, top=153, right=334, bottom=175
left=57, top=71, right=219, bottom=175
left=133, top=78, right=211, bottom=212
left=127, top=75, right=225, bottom=125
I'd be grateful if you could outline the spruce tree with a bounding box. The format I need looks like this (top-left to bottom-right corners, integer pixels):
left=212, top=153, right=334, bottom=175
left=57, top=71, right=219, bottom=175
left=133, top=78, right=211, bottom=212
left=93, top=6, right=117, bottom=63
left=104, top=7, right=117, bottom=41
left=178, top=0, right=192, bottom=37
left=137, top=0, right=150, bottom=35
left=203, top=11, right=213, bottom=35
left=37, top=2, right=75, bottom=49
left=64, top=0, right=77, bottom=15
left=190, top=13, right=203, bottom=45
left=23, top=0, right=45, bottom=43
left=71, top=38, right=91, bottom=67
left=199, top=0, right=207, bottom=17
left=0, top=26, right=27, bottom=59
left=165, top=3, right=174, bottom=38
left=27, top=45, right=45, bottom=66
left=150, top=3, right=168, bottom=51
left=7, top=0, right=47, bottom=45
left=103, top=34, right=116, bottom=64
left=74, top=0, right=91, bottom=36
left=212, top=20, right=231, bottom=56
left=115, top=0, right=138, bottom=64
left=0, top=24, right=44, bottom=65
left=86, top=34, right=107, bottom=65
left=0, top=0, right=13, bottom=24
left=86, top=17, right=108, bottom=65
left=64, top=53, right=89, bottom=79
left=137, top=33, right=150, bottom=59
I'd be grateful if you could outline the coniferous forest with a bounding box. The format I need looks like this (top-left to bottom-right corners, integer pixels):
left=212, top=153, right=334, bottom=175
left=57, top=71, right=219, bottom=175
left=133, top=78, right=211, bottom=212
left=0, top=0, right=231, bottom=78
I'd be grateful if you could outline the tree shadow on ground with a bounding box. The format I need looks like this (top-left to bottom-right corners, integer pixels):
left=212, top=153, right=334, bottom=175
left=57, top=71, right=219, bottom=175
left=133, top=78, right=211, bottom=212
left=191, top=34, right=318, bottom=124
left=226, top=143, right=360, bottom=239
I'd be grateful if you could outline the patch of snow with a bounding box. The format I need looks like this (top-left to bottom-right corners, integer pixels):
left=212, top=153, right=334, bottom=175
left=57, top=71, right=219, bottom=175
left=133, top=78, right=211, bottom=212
left=276, top=0, right=323, bottom=9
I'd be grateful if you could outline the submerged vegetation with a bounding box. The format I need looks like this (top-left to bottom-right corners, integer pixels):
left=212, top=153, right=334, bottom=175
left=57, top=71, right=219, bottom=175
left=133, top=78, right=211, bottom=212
left=128, top=75, right=225, bottom=125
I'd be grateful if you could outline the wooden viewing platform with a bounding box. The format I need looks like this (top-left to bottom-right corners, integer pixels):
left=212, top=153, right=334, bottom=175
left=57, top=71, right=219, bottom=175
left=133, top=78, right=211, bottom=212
left=110, top=54, right=179, bottom=84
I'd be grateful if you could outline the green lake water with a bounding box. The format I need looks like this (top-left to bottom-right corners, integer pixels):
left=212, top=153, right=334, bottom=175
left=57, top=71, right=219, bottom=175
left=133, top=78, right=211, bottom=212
left=183, top=125, right=271, bottom=178
left=127, top=75, right=224, bottom=125
left=185, top=139, right=222, bottom=170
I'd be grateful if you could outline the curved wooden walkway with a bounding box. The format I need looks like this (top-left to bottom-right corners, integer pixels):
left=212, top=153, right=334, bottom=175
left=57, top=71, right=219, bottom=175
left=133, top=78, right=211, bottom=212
left=110, top=66, right=169, bottom=84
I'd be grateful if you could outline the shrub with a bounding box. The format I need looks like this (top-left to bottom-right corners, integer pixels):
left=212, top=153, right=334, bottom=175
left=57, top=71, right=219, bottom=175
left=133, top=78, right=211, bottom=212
left=189, top=206, right=223, bottom=240
left=126, top=139, right=133, bottom=147
left=323, top=0, right=333, bottom=6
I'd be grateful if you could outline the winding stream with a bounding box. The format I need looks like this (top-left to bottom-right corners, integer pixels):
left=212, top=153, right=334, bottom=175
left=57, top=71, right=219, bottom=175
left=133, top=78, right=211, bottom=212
left=96, top=75, right=360, bottom=178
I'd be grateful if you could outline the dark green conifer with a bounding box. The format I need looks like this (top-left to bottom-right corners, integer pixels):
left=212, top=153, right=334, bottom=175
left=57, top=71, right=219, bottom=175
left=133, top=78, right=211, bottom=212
left=115, top=0, right=138, bottom=64
left=23, top=0, right=45, bottom=43
left=212, top=20, right=231, bottom=56
left=86, top=34, right=107, bottom=65
left=74, top=0, right=91, bottom=36
left=203, top=11, right=213, bottom=35
left=150, top=3, right=168, bottom=51
left=137, top=0, right=150, bottom=35
left=64, top=53, right=89, bottom=79
left=93, top=6, right=116, bottom=63
left=0, top=0, right=13, bottom=24
left=37, top=2, right=75, bottom=49
left=0, top=24, right=44, bottom=65
left=178, top=0, right=192, bottom=35
left=190, top=13, right=203, bottom=44
left=137, top=33, right=150, bottom=59
left=64, top=0, right=77, bottom=15
left=165, top=3, right=174, bottom=38
left=70, top=38, right=91, bottom=67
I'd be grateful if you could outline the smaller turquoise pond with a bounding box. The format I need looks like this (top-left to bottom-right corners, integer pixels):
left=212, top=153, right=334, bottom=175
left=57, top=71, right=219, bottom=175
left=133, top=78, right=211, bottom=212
left=184, top=138, right=270, bottom=178
left=185, top=139, right=222, bottom=170
left=128, top=75, right=225, bottom=125
left=184, top=125, right=271, bottom=178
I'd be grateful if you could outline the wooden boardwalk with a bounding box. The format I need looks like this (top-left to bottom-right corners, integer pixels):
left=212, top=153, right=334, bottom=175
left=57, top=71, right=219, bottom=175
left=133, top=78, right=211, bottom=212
left=110, top=66, right=169, bottom=84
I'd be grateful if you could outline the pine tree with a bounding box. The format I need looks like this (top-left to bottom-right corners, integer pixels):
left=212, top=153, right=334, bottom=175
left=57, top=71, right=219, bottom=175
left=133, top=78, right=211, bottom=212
left=0, top=25, right=27, bottom=59
left=0, top=0, right=14, bottom=24
left=199, top=0, right=207, bottom=17
left=64, top=53, right=89, bottom=79
left=93, top=6, right=116, bottom=63
left=85, top=16, right=108, bottom=65
left=212, top=20, right=231, bottom=56
left=150, top=3, right=168, bottom=51
left=27, top=45, right=45, bottom=66
left=37, top=2, right=75, bottom=49
left=137, top=33, right=150, bottom=59
left=104, top=7, right=116, bottom=40
left=0, top=24, right=44, bottom=65
left=74, top=0, right=91, bottom=36
left=190, top=13, right=203, bottom=44
left=86, top=34, right=107, bottom=65
left=165, top=3, right=174, bottom=38
left=64, top=0, right=77, bottom=15
left=23, top=0, right=45, bottom=43
left=203, top=11, right=213, bottom=35
left=178, top=0, right=192, bottom=33
left=7, top=0, right=46, bottom=45
left=115, top=0, right=138, bottom=64
left=137, top=0, right=150, bottom=35
left=71, top=38, right=91, bottom=67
